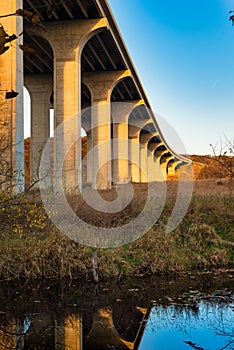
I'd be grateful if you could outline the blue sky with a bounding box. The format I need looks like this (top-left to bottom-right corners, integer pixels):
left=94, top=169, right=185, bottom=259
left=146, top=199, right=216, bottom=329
left=108, top=0, right=234, bottom=154
left=23, top=0, right=234, bottom=155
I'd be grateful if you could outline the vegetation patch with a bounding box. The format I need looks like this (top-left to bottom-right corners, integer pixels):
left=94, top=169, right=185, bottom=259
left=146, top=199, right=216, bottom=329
left=0, top=180, right=233, bottom=280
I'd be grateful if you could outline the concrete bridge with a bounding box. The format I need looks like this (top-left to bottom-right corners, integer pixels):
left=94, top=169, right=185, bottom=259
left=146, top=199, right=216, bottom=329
left=0, top=0, right=189, bottom=192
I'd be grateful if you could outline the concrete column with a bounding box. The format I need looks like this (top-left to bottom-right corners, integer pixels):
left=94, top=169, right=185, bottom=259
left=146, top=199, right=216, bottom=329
left=112, top=102, right=141, bottom=184
left=147, top=141, right=161, bottom=182
left=140, top=132, right=156, bottom=183
left=168, top=162, right=175, bottom=176
left=128, top=118, right=149, bottom=183
left=148, top=141, right=166, bottom=182
left=168, top=160, right=181, bottom=176
left=86, top=130, right=92, bottom=184
left=112, top=118, right=128, bottom=184
left=154, top=149, right=170, bottom=181
left=25, top=75, right=52, bottom=185
left=161, top=155, right=174, bottom=178
left=54, top=58, right=80, bottom=191
left=83, top=70, right=130, bottom=189
left=0, top=0, right=24, bottom=192
left=26, top=18, right=108, bottom=192
left=140, top=147, right=149, bottom=183
left=92, top=101, right=111, bottom=189
left=129, top=133, right=140, bottom=183
left=81, top=109, right=91, bottom=184
left=160, top=161, right=169, bottom=179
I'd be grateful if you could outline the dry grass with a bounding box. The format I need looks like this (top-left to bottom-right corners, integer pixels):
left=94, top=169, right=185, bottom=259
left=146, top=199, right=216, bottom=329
left=0, top=180, right=233, bottom=280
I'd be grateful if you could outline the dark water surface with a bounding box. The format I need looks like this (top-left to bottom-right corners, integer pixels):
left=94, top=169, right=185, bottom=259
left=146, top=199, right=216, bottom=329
left=0, top=270, right=233, bottom=349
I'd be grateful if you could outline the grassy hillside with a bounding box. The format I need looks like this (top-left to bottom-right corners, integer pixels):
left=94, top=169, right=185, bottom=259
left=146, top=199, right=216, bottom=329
left=190, top=154, right=233, bottom=180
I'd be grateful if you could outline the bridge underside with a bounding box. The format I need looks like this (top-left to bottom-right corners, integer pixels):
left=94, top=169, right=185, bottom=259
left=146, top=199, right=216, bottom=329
left=0, top=0, right=188, bottom=192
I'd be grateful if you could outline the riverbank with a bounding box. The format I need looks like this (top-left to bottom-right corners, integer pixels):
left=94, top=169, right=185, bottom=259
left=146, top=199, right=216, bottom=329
left=0, top=180, right=233, bottom=280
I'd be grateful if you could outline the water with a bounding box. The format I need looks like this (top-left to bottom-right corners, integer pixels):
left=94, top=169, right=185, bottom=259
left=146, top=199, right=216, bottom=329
left=139, top=301, right=234, bottom=350
left=0, top=270, right=233, bottom=349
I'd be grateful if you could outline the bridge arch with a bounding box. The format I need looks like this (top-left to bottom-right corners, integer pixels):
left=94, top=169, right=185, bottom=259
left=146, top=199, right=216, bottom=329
left=79, top=19, right=108, bottom=60
left=128, top=104, right=151, bottom=137
left=111, top=76, right=141, bottom=102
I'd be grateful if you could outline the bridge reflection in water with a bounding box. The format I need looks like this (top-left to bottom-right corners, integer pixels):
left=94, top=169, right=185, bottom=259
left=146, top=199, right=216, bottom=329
left=0, top=272, right=233, bottom=350
left=0, top=283, right=151, bottom=350
left=0, top=306, right=150, bottom=350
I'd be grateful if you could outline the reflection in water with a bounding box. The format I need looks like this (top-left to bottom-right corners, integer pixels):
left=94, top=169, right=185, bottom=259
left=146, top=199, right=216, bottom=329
left=139, top=301, right=234, bottom=350
left=85, top=306, right=134, bottom=349
left=55, top=315, right=82, bottom=350
left=0, top=272, right=232, bottom=349
left=85, top=305, right=149, bottom=350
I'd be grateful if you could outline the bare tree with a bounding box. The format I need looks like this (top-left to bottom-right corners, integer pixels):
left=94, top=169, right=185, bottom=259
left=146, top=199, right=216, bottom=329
left=209, top=137, right=234, bottom=181
left=229, top=11, right=234, bottom=25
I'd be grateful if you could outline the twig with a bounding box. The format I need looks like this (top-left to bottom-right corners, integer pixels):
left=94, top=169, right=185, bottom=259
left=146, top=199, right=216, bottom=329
left=92, top=251, right=99, bottom=283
